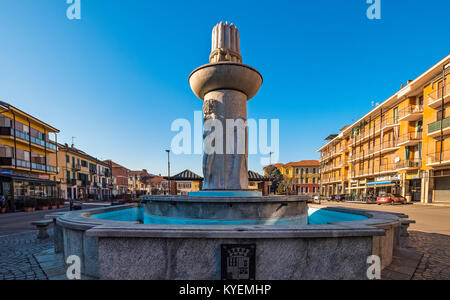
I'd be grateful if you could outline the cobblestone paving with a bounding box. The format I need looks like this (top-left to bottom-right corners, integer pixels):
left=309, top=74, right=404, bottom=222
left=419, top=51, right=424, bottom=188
left=0, top=230, right=53, bottom=280
left=403, top=231, right=450, bottom=280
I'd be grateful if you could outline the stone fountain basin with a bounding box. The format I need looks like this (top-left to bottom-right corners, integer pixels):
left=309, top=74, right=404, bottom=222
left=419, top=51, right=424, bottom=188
left=189, top=62, right=263, bottom=100
left=53, top=203, right=411, bottom=280
left=140, top=195, right=308, bottom=223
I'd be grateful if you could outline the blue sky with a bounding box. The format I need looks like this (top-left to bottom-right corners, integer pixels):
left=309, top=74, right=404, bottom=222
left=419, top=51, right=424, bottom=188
left=0, top=0, right=449, bottom=176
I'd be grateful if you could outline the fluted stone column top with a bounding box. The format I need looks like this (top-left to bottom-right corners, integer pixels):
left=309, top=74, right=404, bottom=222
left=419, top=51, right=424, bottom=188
left=210, top=22, right=242, bottom=63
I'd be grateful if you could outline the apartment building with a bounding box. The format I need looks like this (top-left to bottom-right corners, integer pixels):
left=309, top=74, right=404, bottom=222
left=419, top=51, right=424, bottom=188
left=0, top=101, right=60, bottom=211
left=318, top=55, right=450, bottom=203
left=128, top=169, right=154, bottom=195
left=57, top=144, right=112, bottom=200
left=161, top=170, right=203, bottom=196
left=104, top=160, right=129, bottom=196
left=271, top=160, right=321, bottom=195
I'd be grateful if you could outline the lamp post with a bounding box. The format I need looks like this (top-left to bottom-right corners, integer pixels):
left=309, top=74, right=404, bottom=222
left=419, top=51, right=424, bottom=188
left=166, top=150, right=171, bottom=195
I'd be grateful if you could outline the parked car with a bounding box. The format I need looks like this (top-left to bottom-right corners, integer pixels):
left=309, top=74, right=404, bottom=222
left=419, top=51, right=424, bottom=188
left=313, top=194, right=320, bottom=201
left=335, top=195, right=346, bottom=202
left=376, top=194, right=406, bottom=205
left=328, top=195, right=336, bottom=201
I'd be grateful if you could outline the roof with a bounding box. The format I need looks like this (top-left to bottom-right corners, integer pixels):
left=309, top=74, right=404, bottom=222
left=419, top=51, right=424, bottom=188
left=169, top=170, right=203, bottom=181
left=128, top=170, right=154, bottom=177
left=104, top=160, right=129, bottom=170
left=58, top=143, right=110, bottom=167
left=0, top=101, right=60, bottom=133
left=283, top=160, right=320, bottom=167
left=248, top=170, right=270, bottom=181
left=141, top=175, right=164, bottom=185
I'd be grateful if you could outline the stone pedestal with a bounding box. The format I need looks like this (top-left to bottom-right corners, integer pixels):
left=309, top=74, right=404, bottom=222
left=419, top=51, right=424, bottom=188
left=202, top=89, right=248, bottom=190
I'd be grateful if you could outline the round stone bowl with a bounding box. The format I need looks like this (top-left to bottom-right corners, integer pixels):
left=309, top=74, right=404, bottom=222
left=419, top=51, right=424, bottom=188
left=55, top=204, right=411, bottom=280
left=189, top=62, right=263, bottom=100
left=140, top=195, right=309, bottom=225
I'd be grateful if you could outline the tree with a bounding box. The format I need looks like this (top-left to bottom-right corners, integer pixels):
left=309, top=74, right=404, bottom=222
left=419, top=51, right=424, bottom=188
left=264, top=165, right=284, bottom=194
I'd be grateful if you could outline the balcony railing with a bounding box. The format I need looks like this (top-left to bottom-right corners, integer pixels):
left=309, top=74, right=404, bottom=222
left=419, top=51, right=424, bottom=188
left=428, top=116, right=450, bottom=135
left=382, top=140, right=399, bottom=150
left=0, top=127, right=58, bottom=151
left=428, top=82, right=450, bottom=107
left=427, top=150, right=450, bottom=165
left=381, top=119, right=400, bottom=129
left=395, top=160, right=421, bottom=170
left=398, top=132, right=423, bottom=145
left=0, top=157, right=58, bottom=173
left=398, top=105, right=423, bottom=121
left=72, top=164, right=82, bottom=171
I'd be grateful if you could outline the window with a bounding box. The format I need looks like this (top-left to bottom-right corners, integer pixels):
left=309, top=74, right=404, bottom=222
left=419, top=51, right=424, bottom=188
left=306, top=168, right=309, bottom=174
left=0, top=145, right=13, bottom=158
left=393, top=107, right=399, bottom=124
left=81, top=160, right=88, bottom=167
left=295, top=168, right=299, bottom=175
left=313, top=168, right=316, bottom=174
left=66, top=171, right=71, bottom=181
left=286, top=169, right=290, bottom=175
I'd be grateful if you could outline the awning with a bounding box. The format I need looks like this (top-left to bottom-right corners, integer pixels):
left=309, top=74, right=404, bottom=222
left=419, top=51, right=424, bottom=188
left=0, top=174, right=60, bottom=185
left=366, top=181, right=398, bottom=187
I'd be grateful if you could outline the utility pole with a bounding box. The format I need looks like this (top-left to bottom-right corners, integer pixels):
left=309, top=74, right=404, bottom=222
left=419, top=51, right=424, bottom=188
left=166, top=150, right=171, bottom=195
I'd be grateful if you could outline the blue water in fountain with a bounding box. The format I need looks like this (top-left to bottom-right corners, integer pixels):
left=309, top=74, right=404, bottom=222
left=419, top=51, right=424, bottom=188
left=91, top=207, right=367, bottom=225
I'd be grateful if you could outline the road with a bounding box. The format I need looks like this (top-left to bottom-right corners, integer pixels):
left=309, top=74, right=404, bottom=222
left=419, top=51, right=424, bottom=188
left=0, top=202, right=111, bottom=237
left=320, top=202, right=450, bottom=235
left=321, top=201, right=450, bottom=279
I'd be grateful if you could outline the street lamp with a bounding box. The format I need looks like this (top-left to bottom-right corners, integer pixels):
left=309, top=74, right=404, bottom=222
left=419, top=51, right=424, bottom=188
left=166, top=150, right=171, bottom=195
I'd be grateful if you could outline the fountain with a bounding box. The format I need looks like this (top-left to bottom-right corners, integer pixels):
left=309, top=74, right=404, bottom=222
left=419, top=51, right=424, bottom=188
left=54, top=23, right=412, bottom=280
left=141, top=21, right=308, bottom=225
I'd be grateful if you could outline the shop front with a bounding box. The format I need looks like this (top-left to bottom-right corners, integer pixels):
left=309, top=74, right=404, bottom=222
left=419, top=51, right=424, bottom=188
left=405, top=173, right=422, bottom=202
left=0, top=173, right=61, bottom=212
left=366, top=175, right=401, bottom=198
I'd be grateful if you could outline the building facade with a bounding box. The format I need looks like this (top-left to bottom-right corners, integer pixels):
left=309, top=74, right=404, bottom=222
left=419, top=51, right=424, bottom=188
left=270, top=161, right=321, bottom=195
left=318, top=55, right=450, bottom=203
left=128, top=169, right=154, bottom=196
left=104, top=160, right=129, bottom=196
left=0, top=101, right=60, bottom=211
left=57, top=144, right=112, bottom=200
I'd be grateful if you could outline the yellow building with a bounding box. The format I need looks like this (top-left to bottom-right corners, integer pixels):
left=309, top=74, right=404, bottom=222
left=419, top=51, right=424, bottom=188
left=270, top=161, right=321, bottom=195
left=318, top=55, right=450, bottom=203
left=128, top=169, right=154, bottom=195
left=57, top=143, right=112, bottom=200
left=0, top=101, right=60, bottom=211
left=162, top=170, right=203, bottom=196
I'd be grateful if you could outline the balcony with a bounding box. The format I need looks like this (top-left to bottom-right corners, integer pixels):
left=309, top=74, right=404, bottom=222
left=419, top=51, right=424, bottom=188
left=428, top=82, right=450, bottom=109
left=0, top=127, right=58, bottom=151
left=427, top=150, right=450, bottom=167
left=398, top=106, right=424, bottom=122
left=0, top=157, right=58, bottom=173
left=397, top=132, right=423, bottom=147
left=428, top=116, right=450, bottom=138
left=396, top=160, right=421, bottom=170
left=72, top=164, right=82, bottom=171
left=381, top=140, right=399, bottom=154
left=379, top=164, right=396, bottom=174
left=382, top=119, right=400, bottom=131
